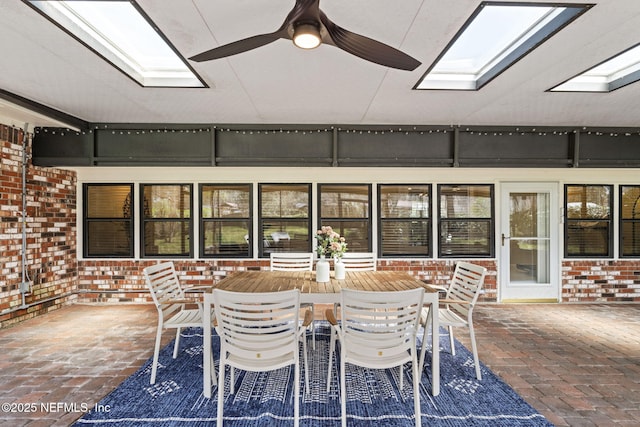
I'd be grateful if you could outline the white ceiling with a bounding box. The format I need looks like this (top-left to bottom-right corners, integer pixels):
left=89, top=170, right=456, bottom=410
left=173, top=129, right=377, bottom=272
left=1, top=0, right=640, bottom=129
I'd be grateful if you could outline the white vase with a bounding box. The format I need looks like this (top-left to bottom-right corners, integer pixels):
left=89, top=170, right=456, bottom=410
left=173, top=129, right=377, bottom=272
left=334, top=258, right=345, bottom=280
left=316, top=256, right=330, bottom=283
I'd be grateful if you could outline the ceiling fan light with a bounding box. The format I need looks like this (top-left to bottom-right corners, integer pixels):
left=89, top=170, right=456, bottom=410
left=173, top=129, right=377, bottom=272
left=293, top=23, right=321, bottom=49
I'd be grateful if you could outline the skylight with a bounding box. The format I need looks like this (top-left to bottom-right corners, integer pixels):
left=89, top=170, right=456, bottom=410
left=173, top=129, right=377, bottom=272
left=550, top=43, right=640, bottom=92
left=415, top=2, right=591, bottom=91
left=27, top=0, right=204, bottom=88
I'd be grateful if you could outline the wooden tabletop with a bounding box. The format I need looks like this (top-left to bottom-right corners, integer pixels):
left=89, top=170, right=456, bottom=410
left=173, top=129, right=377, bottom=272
left=213, top=270, right=438, bottom=304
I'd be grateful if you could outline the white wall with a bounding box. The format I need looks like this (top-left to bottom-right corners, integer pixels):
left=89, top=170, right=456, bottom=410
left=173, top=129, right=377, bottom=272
left=72, top=166, right=640, bottom=184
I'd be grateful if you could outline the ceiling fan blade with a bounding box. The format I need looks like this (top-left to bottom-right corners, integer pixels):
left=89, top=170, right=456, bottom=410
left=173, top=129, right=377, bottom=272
left=189, top=31, right=286, bottom=62
left=189, top=0, right=310, bottom=62
left=320, top=14, right=421, bottom=71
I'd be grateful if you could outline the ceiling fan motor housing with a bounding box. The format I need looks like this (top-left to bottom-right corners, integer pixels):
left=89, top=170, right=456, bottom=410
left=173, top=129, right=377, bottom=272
left=292, top=21, right=322, bottom=49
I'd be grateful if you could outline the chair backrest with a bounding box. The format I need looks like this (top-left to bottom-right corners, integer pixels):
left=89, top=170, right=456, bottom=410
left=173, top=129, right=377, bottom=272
left=270, top=252, right=314, bottom=271
left=339, top=252, right=377, bottom=271
left=339, top=288, right=424, bottom=369
left=446, top=262, right=487, bottom=315
left=213, top=289, right=301, bottom=368
left=143, top=261, right=185, bottom=303
left=143, top=261, right=186, bottom=318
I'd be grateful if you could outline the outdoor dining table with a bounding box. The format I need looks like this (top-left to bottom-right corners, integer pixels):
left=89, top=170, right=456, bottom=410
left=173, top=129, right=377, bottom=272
left=202, top=270, right=441, bottom=397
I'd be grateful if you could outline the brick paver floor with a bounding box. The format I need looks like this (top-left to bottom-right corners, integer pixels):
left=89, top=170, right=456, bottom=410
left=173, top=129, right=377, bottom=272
left=468, top=304, right=640, bottom=427
left=0, top=303, right=638, bottom=426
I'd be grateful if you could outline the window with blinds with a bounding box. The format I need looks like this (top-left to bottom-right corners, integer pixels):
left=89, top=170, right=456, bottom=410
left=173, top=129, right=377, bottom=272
left=621, top=185, right=640, bottom=257
left=258, top=184, right=311, bottom=257
left=200, top=184, right=252, bottom=257
left=378, top=184, right=431, bottom=257
left=83, top=183, right=134, bottom=257
left=438, top=184, right=494, bottom=257
left=319, top=184, right=371, bottom=252
left=565, top=184, right=612, bottom=257
left=141, top=184, right=192, bottom=257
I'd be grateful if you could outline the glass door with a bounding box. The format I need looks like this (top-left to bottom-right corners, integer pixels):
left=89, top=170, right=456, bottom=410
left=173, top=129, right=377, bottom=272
left=500, top=183, right=559, bottom=302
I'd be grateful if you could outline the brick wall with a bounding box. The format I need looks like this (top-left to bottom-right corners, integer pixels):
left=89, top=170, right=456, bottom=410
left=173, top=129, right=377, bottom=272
left=73, top=258, right=499, bottom=303
left=76, top=260, right=239, bottom=303
left=75, top=258, right=640, bottom=304
left=562, top=260, right=640, bottom=302
left=0, top=125, right=78, bottom=328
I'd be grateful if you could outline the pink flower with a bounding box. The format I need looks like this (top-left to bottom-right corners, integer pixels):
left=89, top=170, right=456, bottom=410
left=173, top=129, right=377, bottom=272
left=316, top=225, right=347, bottom=257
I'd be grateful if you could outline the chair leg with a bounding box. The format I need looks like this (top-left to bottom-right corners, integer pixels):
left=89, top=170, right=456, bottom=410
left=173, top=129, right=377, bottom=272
left=309, top=305, right=316, bottom=350
left=173, top=327, right=181, bottom=359
left=230, top=367, right=235, bottom=394
left=300, top=304, right=315, bottom=350
left=217, top=361, right=225, bottom=427
left=327, top=328, right=336, bottom=392
left=294, top=359, right=300, bottom=427
left=468, top=323, right=482, bottom=380
left=301, top=331, right=310, bottom=393
left=203, top=326, right=216, bottom=398
left=412, top=351, right=421, bottom=427
left=150, top=325, right=163, bottom=385
left=448, top=326, right=455, bottom=356
left=327, top=303, right=340, bottom=392
left=418, top=310, right=431, bottom=373
left=340, top=357, right=347, bottom=427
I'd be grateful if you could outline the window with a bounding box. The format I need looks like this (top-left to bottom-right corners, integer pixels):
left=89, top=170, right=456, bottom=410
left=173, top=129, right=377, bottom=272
left=83, top=183, right=133, bottom=258
left=27, top=0, right=204, bottom=87
left=200, top=184, right=251, bottom=258
left=319, top=184, right=371, bottom=252
left=378, top=184, right=431, bottom=257
left=141, top=184, right=192, bottom=257
left=565, top=184, right=612, bottom=257
left=415, top=2, right=590, bottom=90
left=259, top=184, right=311, bottom=257
left=551, top=43, right=640, bottom=92
left=620, top=185, right=640, bottom=257
left=438, top=184, right=494, bottom=257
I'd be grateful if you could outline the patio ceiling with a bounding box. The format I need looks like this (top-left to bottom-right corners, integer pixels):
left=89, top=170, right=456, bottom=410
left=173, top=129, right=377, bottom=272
left=1, top=0, right=640, bottom=130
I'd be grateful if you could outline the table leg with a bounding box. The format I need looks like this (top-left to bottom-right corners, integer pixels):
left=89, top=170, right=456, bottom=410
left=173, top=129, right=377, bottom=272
left=430, top=296, right=440, bottom=396
left=203, top=293, right=213, bottom=398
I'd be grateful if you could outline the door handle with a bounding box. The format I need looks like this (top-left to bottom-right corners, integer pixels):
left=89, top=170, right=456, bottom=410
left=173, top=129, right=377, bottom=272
left=501, top=233, right=510, bottom=246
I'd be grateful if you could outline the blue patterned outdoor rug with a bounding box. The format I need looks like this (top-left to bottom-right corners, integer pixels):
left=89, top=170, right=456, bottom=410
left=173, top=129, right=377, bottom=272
left=73, top=324, right=552, bottom=426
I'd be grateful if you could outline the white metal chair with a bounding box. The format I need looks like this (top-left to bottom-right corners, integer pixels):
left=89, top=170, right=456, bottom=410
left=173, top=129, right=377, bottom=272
left=327, top=252, right=377, bottom=356
left=327, top=288, right=424, bottom=427
left=270, top=252, right=316, bottom=347
left=270, top=252, right=314, bottom=271
left=339, top=252, right=377, bottom=271
left=212, top=289, right=311, bottom=427
left=418, top=261, right=487, bottom=380
left=143, top=261, right=210, bottom=385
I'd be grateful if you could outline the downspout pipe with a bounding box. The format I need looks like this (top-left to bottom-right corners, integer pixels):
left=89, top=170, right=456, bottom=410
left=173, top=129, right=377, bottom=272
left=20, top=123, right=30, bottom=308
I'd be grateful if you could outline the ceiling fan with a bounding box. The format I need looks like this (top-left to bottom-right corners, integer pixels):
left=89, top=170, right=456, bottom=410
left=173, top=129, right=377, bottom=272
left=189, top=0, right=421, bottom=71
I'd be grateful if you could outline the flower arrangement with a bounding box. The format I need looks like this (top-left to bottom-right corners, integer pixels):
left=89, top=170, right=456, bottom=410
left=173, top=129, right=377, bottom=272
left=330, top=234, right=348, bottom=260
left=315, top=225, right=347, bottom=258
